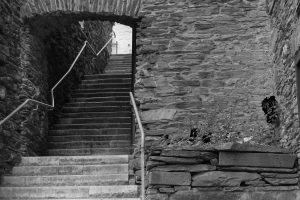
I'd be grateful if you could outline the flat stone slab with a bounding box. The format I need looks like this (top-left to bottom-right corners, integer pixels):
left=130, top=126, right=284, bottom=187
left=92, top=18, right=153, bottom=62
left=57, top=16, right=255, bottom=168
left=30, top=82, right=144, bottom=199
left=169, top=190, right=300, bottom=200
left=261, top=173, right=300, bottom=179
left=220, top=166, right=297, bottom=173
left=192, top=171, right=260, bottom=187
left=141, top=108, right=176, bottom=121
left=151, top=164, right=216, bottom=172
left=149, top=171, right=191, bottom=186
left=161, top=150, right=217, bottom=160
left=149, top=156, right=204, bottom=164
left=264, top=178, right=299, bottom=186
left=219, top=152, right=296, bottom=168
left=215, top=142, right=292, bottom=153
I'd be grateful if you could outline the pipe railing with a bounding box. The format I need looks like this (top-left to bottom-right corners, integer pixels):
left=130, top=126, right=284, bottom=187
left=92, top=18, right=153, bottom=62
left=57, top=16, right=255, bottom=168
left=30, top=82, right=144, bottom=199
left=0, top=31, right=115, bottom=126
left=129, top=92, right=145, bottom=200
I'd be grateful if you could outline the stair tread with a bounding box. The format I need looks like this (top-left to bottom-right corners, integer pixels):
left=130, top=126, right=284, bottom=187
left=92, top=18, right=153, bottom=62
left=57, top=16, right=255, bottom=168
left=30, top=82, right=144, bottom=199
left=19, top=155, right=129, bottom=166
left=48, top=150, right=131, bottom=156
left=0, top=185, right=138, bottom=198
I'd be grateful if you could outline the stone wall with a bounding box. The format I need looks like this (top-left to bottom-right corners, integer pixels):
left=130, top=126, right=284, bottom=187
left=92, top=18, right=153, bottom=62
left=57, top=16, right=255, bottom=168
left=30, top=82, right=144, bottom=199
left=135, top=143, right=299, bottom=200
left=135, top=0, right=274, bottom=147
left=0, top=0, right=26, bottom=175
left=266, top=0, right=300, bottom=151
left=0, top=0, right=113, bottom=174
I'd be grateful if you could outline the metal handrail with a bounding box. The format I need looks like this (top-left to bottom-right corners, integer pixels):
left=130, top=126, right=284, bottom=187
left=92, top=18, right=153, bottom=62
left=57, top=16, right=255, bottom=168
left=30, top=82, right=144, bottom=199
left=129, top=92, right=145, bottom=200
left=0, top=32, right=115, bottom=126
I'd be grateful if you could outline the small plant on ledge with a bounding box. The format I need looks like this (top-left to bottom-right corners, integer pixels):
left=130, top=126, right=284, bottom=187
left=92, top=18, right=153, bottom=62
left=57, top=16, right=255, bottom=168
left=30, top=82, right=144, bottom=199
left=161, top=98, right=278, bottom=148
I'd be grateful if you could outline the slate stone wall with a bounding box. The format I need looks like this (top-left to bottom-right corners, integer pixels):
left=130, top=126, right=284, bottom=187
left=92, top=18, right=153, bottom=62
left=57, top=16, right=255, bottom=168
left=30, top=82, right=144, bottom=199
left=266, top=0, right=300, bottom=151
left=137, top=143, right=299, bottom=200
left=0, top=0, right=112, bottom=174
left=136, top=0, right=274, bottom=147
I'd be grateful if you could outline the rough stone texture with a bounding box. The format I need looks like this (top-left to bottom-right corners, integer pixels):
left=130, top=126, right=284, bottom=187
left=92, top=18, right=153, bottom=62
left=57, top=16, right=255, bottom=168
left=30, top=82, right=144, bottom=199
left=261, top=173, right=300, bottom=179
left=264, top=178, right=299, bottom=186
left=169, top=190, right=300, bottom=200
left=144, top=147, right=300, bottom=199
left=266, top=0, right=300, bottom=151
left=151, top=164, right=216, bottom=173
left=149, top=156, right=204, bottom=164
left=21, top=0, right=142, bottom=19
left=0, top=0, right=113, bottom=174
left=136, top=0, right=274, bottom=146
left=141, top=108, right=176, bottom=122
left=219, top=152, right=297, bottom=168
left=219, top=166, right=298, bottom=174
left=149, top=171, right=191, bottom=186
left=216, top=142, right=292, bottom=153
left=161, top=150, right=217, bottom=160
left=192, top=171, right=261, bottom=187
left=0, top=0, right=23, bottom=175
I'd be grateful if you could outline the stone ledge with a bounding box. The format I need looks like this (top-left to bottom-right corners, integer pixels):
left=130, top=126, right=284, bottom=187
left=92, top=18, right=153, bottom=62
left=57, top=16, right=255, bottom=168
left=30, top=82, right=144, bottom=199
left=215, top=143, right=292, bottom=154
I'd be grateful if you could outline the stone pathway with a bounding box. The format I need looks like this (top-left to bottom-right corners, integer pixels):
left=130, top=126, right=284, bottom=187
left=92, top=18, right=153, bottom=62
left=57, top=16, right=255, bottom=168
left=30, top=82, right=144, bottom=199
left=0, top=54, right=139, bottom=199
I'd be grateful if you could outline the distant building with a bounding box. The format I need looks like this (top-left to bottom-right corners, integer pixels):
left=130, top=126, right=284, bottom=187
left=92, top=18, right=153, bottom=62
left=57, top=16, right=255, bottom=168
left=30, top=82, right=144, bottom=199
left=111, top=23, right=132, bottom=54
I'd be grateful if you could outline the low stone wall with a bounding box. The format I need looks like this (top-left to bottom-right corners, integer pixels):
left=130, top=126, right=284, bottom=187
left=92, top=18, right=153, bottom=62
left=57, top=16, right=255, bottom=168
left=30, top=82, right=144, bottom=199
left=133, top=143, right=299, bottom=200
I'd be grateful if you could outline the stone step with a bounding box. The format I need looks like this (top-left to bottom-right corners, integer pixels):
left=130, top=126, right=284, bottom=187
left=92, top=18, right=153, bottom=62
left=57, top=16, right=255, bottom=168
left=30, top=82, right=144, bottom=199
left=70, top=96, right=130, bottom=103
left=82, top=78, right=131, bottom=84
left=49, top=128, right=131, bottom=136
left=1, top=174, right=129, bottom=187
left=64, top=101, right=130, bottom=108
left=72, top=92, right=130, bottom=98
left=0, top=185, right=138, bottom=199
left=79, top=83, right=131, bottom=89
left=48, top=147, right=132, bottom=156
left=105, top=64, right=132, bottom=70
left=48, top=140, right=131, bottom=149
left=74, top=88, right=131, bottom=94
left=61, top=106, right=131, bottom=113
left=60, top=111, right=131, bottom=118
left=106, top=66, right=132, bottom=69
left=12, top=164, right=129, bottom=176
left=52, top=123, right=131, bottom=130
left=19, top=155, right=129, bottom=166
left=84, top=73, right=131, bottom=80
left=48, top=134, right=131, bottom=142
left=58, top=117, right=131, bottom=124
left=105, top=69, right=131, bottom=74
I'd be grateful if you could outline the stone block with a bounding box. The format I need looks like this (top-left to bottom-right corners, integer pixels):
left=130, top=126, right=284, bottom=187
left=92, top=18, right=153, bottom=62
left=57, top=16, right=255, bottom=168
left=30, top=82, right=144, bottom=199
left=174, top=186, right=191, bottom=191
left=261, top=173, right=299, bottom=179
left=151, top=164, right=216, bottom=173
left=220, top=166, right=297, bottom=173
left=264, top=178, right=299, bottom=186
left=146, top=193, right=168, bottom=200
left=141, top=108, right=176, bottom=121
left=215, top=143, right=291, bottom=153
left=149, top=171, right=191, bottom=186
left=159, top=187, right=175, bottom=193
left=192, top=171, right=261, bottom=187
left=146, top=161, right=166, bottom=171
left=161, top=150, right=217, bottom=160
left=169, top=190, right=300, bottom=200
left=149, top=156, right=204, bottom=164
left=219, top=152, right=296, bottom=168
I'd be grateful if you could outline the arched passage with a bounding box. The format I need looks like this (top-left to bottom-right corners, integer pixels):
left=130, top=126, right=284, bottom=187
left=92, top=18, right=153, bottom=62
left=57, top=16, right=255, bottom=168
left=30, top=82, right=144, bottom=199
left=0, top=0, right=142, bottom=161
left=21, top=0, right=142, bottom=20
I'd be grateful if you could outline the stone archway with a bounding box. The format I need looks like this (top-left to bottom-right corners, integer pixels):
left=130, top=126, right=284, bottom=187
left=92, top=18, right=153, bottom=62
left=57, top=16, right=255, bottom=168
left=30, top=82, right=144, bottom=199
left=21, top=0, right=142, bottom=19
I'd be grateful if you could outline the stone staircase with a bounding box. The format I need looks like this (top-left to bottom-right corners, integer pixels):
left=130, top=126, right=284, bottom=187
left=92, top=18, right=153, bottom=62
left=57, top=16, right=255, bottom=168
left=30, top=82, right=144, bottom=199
left=0, top=54, right=139, bottom=199
left=48, top=54, right=133, bottom=156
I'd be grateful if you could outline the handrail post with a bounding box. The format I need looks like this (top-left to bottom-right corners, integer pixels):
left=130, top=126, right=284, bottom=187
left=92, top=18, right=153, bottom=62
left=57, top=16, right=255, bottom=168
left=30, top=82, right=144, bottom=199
left=129, top=92, right=145, bottom=200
